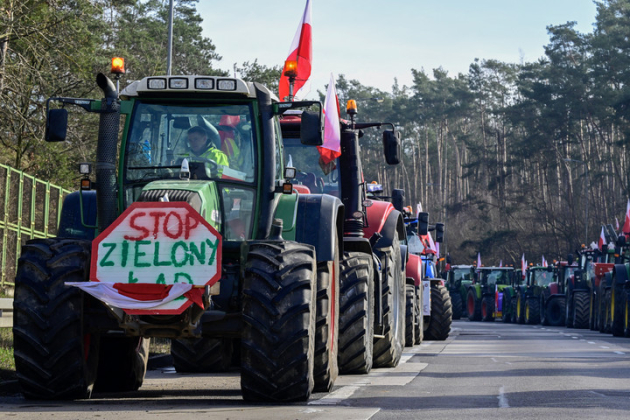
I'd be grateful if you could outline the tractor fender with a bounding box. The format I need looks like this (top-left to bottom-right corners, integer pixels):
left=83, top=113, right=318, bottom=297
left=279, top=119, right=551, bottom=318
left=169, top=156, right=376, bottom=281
left=343, top=236, right=372, bottom=256
left=406, top=253, right=423, bottom=287
left=363, top=200, right=395, bottom=241
left=400, top=244, right=409, bottom=273
left=468, top=284, right=482, bottom=300
left=546, top=294, right=566, bottom=305
left=612, top=264, right=630, bottom=291
left=372, top=208, right=405, bottom=250
left=294, top=193, right=344, bottom=262
left=548, top=283, right=559, bottom=296
left=57, top=191, right=97, bottom=240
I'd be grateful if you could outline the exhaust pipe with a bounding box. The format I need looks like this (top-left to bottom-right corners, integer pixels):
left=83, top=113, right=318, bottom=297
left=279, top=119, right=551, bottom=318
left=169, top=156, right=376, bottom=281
left=95, top=73, right=120, bottom=233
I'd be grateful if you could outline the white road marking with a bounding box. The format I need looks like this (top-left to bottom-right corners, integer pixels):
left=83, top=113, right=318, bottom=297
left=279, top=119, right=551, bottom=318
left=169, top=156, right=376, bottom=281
left=491, top=357, right=498, bottom=363
left=614, top=351, right=625, bottom=355
left=588, top=341, right=596, bottom=344
left=600, top=346, right=610, bottom=349
left=498, top=385, right=509, bottom=408
left=572, top=337, right=578, bottom=339
left=309, top=386, right=362, bottom=406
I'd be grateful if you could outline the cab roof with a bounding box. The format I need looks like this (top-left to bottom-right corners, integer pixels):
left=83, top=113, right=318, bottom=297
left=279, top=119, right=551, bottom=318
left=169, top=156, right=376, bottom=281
left=119, top=75, right=279, bottom=101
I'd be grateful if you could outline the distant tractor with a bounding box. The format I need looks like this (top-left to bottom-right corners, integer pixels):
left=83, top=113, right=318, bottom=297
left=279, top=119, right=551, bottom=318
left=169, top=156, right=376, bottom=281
left=445, top=264, right=475, bottom=320
left=467, top=267, right=513, bottom=322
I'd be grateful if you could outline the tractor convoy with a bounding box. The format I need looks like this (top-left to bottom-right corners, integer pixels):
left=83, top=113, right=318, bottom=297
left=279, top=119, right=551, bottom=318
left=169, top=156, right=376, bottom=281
left=12, top=58, right=458, bottom=403
left=11, top=54, right=630, bottom=406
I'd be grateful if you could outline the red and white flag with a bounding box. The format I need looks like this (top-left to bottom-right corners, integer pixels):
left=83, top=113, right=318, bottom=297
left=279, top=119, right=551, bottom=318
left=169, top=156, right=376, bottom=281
left=477, top=252, right=482, bottom=269
left=599, top=225, right=607, bottom=250
left=427, top=232, right=437, bottom=253
left=521, top=253, right=526, bottom=277
left=623, top=199, right=630, bottom=234
left=616, top=217, right=620, bottom=231
left=278, top=0, right=312, bottom=101
left=542, top=256, right=547, bottom=268
left=318, top=73, right=341, bottom=164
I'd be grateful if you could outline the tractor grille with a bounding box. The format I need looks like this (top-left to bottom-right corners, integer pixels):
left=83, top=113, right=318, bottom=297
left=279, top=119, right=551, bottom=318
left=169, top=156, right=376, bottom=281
left=138, top=189, right=203, bottom=214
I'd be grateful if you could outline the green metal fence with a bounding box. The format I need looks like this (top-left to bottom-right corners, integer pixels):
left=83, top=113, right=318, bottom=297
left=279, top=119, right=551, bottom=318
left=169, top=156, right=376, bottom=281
left=0, top=163, right=72, bottom=288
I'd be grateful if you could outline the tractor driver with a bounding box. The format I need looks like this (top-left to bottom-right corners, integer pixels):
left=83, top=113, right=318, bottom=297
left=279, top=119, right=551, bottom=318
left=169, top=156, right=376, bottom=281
left=185, top=126, right=229, bottom=175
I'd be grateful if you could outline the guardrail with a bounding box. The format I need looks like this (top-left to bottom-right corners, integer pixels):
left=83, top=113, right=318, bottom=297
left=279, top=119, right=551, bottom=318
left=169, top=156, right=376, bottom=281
left=1, top=163, right=72, bottom=288
left=0, top=298, right=12, bottom=328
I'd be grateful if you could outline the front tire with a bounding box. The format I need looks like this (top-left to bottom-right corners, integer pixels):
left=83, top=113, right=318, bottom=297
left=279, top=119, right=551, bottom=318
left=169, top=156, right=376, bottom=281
left=171, top=337, right=233, bottom=373
left=405, top=284, right=416, bottom=347
left=13, top=239, right=99, bottom=400
left=573, top=291, right=590, bottom=329
left=424, top=284, right=453, bottom=340
left=373, top=236, right=405, bottom=368
left=95, top=337, right=149, bottom=392
left=338, top=252, right=374, bottom=374
left=240, top=242, right=317, bottom=402
left=467, top=289, right=481, bottom=322
left=525, top=298, right=540, bottom=325
left=481, top=295, right=495, bottom=322
left=451, top=292, right=463, bottom=320
left=545, top=298, right=566, bottom=326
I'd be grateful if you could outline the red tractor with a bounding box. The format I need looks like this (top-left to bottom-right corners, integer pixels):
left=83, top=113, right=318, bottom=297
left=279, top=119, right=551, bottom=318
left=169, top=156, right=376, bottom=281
left=280, top=100, right=407, bottom=373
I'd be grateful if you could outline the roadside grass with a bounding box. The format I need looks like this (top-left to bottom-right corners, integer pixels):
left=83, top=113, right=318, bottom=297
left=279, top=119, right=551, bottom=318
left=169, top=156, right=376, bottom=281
left=0, top=328, right=16, bottom=381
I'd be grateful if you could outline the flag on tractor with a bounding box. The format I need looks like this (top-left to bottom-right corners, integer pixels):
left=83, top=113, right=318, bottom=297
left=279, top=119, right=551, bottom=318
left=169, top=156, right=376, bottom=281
left=317, top=73, right=341, bottom=164
left=599, top=225, right=607, bottom=250
left=542, top=256, right=547, bottom=268
left=616, top=217, right=620, bottom=231
left=278, top=0, right=313, bottom=101
left=427, top=232, right=437, bottom=253
left=521, top=254, right=526, bottom=278
left=477, top=252, right=482, bottom=269
left=499, top=260, right=503, bottom=268
left=623, top=199, right=630, bottom=234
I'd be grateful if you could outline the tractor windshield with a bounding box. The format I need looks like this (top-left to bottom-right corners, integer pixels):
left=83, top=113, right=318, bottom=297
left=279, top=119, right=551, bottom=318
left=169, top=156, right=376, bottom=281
left=122, top=101, right=258, bottom=241
left=123, top=101, right=256, bottom=184
left=282, top=135, right=339, bottom=196
left=532, top=270, right=554, bottom=286
left=483, top=269, right=511, bottom=287
left=454, top=268, right=473, bottom=282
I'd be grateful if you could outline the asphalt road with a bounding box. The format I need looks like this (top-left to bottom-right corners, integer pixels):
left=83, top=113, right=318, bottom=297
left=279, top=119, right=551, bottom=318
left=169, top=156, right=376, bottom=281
left=2, top=320, right=630, bottom=419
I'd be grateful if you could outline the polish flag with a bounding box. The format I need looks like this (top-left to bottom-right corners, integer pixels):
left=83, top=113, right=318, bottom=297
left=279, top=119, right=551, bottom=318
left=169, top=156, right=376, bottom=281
left=521, top=254, right=526, bottom=277
left=278, top=0, right=312, bottom=101
left=599, top=225, right=607, bottom=251
left=317, top=73, right=341, bottom=164
left=542, top=256, right=547, bottom=268
left=427, top=232, right=437, bottom=253
left=477, top=252, right=482, bottom=269
left=623, top=199, right=630, bottom=234
left=616, top=217, right=620, bottom=231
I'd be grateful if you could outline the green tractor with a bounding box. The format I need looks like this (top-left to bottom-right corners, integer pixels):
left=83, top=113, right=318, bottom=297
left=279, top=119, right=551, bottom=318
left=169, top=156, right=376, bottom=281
left=445, top=264, right=475, bottom=320
left=13, top=70, right=345, bottom=402
left=467, top=267, right=513, bottom=322
left=517, top=266, right=556, bottom=325
left=500, top=269, right=524, bottom=323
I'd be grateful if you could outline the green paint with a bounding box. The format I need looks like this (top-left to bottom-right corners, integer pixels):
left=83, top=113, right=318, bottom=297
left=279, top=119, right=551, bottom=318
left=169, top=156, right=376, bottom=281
left=134, top=240, right=151, bottom=267
left=171, top=241, right=188, bottom=267
left=153, top=242, right=172, bottom=266
left=156, top=273, right=166, bottom=284
left=174, top=273, right=193, bottom=284
left=128, top=271, right=138, bottom=283
left=189, top=242, right=205, bottom=265
left=100, top=243, right=116, bottom=267
left=206, top=238, right=219, bottom=265
left=121, top=241, right=129, bottom=267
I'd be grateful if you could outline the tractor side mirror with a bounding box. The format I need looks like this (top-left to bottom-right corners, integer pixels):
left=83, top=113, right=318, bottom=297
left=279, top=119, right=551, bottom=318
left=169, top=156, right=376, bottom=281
left=418, top=212, right=429, bottom=235
left=46, top=108, right=68, bottom=142
left=435, top=223, right=445, bottom=243
left=299, top=110, right=323, bottom=146
left=392, top=189, right=404, bottom=212
left=383, top=130, right=400, bottom=165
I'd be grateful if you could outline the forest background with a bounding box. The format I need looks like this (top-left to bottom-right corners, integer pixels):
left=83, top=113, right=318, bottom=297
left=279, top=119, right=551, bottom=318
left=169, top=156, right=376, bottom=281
left=2, top=0, right=630, bottom=266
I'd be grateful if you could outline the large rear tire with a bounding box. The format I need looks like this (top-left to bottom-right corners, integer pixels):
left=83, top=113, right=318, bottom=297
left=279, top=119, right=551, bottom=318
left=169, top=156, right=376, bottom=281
left=451, top=292, right=463, bottom=320
left=13, top=239, right=99, bottom=400
left=405, top=284, right=416, bottom=347
left=338, top=252, right=374, bottom=374
left=95, top=337, right=149, bottom=392
left=565, top=291, right=575, bottom=328
left=171, top=337, right=233, bottom=373
left=502, top=296, right=512, bottom=323
left=373, top=236, right=405, bottom=368
left=424, top=284, right=453, bottom=340
left=313, top=247, right=340, bottom=392
left=240, top=242, right=316, bottom=402
left=573, top=291, right=590, bottom=329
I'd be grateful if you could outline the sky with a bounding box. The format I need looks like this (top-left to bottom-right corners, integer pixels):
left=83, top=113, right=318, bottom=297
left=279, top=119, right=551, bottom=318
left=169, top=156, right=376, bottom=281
left=198, top=0, right=598, bottom=99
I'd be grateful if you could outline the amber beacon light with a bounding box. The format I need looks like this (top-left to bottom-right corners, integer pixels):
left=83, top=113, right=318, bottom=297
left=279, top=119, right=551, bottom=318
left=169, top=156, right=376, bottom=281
left=111, top=57, right=126, bottom=75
